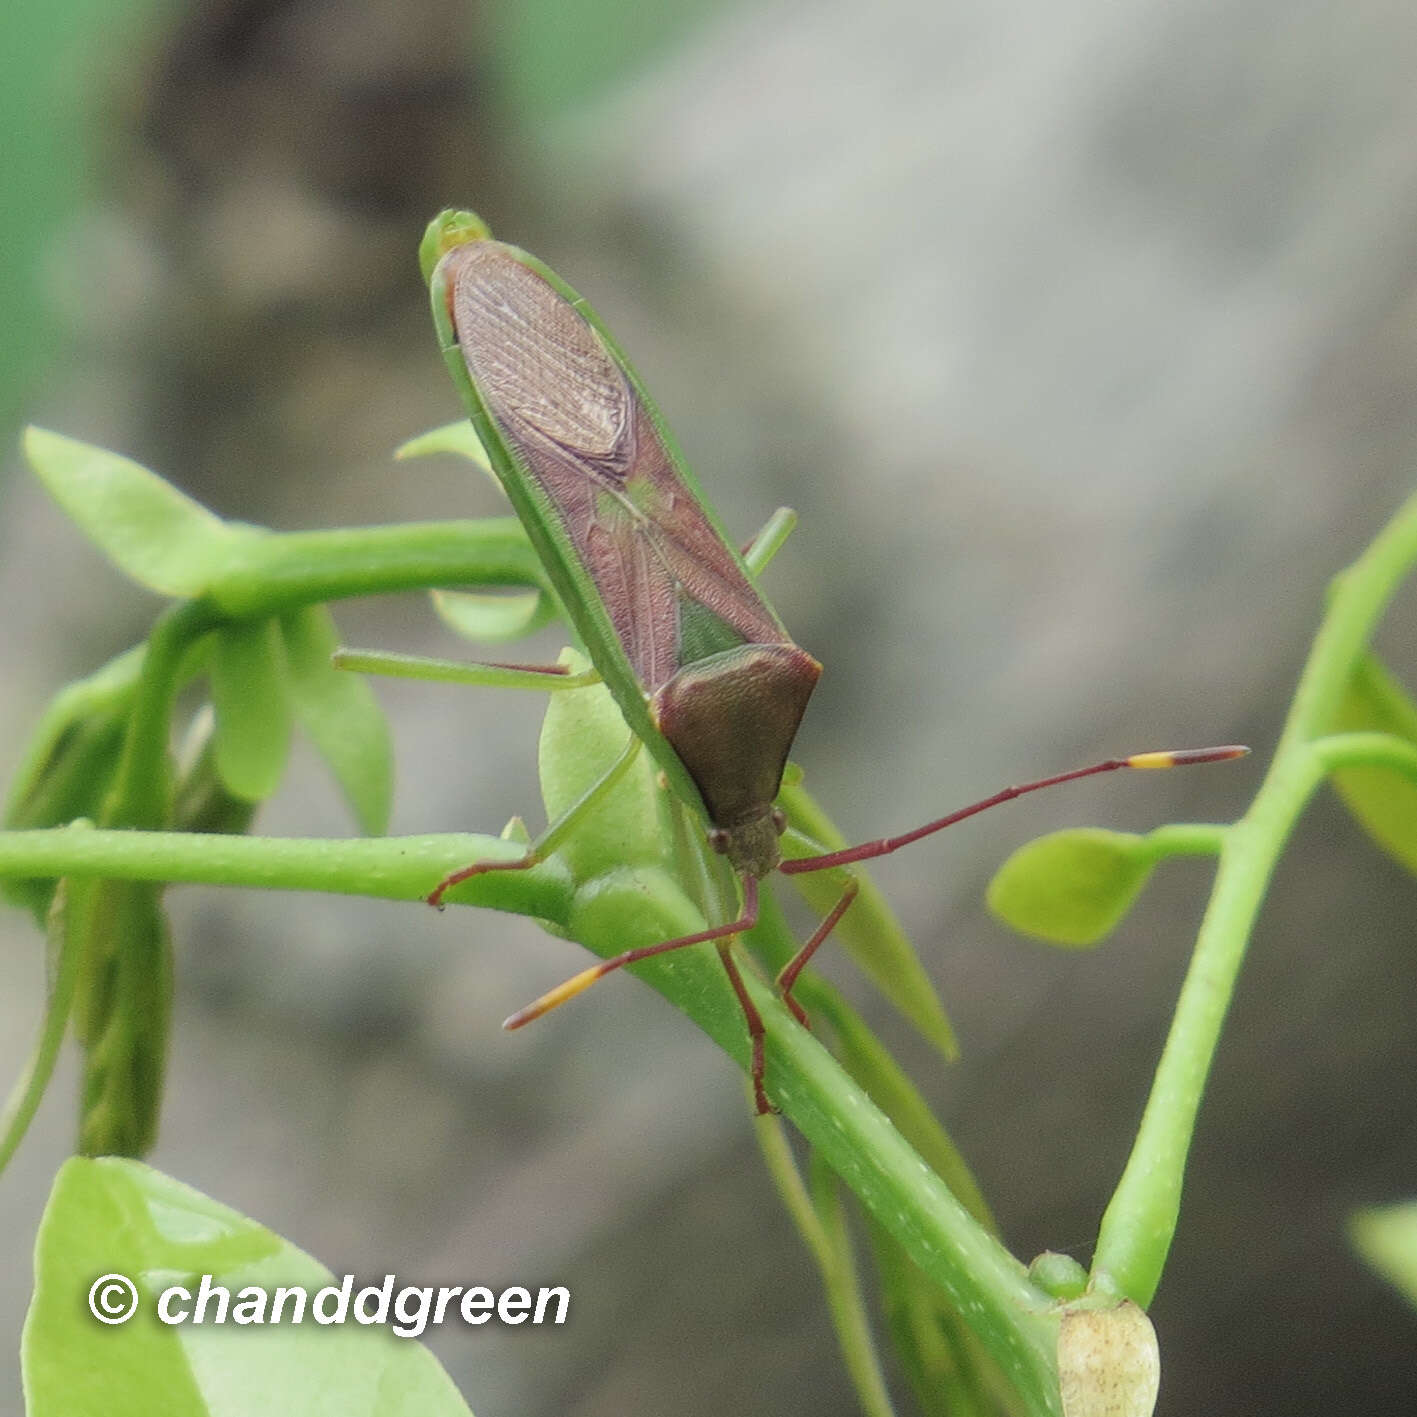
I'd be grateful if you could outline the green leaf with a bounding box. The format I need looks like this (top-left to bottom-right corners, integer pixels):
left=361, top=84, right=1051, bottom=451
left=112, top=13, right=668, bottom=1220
left=209, top=620, right=293, bottom=803
left=281, top=606, right=393, bottom=834
left=2, top=647, right=142, bottom=918
left=431, top=586, right=558, bottom=644
left=3, top=646, right=142, bottom=824
left=1351, top=1201, right=1417, bottom=1310
left=867, top=1219, right=998, bottom=1417
left=987, top=828, right=1155, bottom=947
left=753, top=1111, right=898, bottom=1417
left=396, top=420, right=496, bottom=479
left=173, top=719, right=261, bottom=838
left=819, top=991, right=994, bottom=1231
left=22, top=1157, right=474, bottom=1417
left=806, top=1150, right=900, bottom=1417
left=74, top=879, right=173, bottom=1158
left=24, top=428, right=259, bottom=596
left=68, top=875, right=173, bottom=1159
left=1327, top=654, right=1417, bottom=875
left=0, top=882, right=82, bottom=1177
left=778, top=781, right=958, bottom=1059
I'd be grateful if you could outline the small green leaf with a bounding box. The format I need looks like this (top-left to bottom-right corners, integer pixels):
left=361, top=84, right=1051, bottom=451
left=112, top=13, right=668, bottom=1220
left=3, top=646, right=142, bottom=824
left=987, top=828, right=1155, bottom=947
left=209, top=620, right=293, bottom=803
left=431, top=586, right=558, bottom=644
left=2, top=648, right=142, bottom=917
left=396, top=420, right=495, bottom=479
left=0, top=883, right=82, bottom=1177
left=779, top=782, right=958, bottom=1059
left=23, top=1157, right=474, bottom=1417
left=1327, top=654, right=1417, bottom=875
left=173, top=713, right=261, bottom=838
left=281, top=606, right=393, bottom=834
left=24, top=428, right=259, bottom=596
left=1351, top=1200, right=1417, bottom=1310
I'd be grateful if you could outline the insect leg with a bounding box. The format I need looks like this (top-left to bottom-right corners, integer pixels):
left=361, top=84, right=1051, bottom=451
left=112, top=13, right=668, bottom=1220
left=716, top=934, right=772, bottom=1115
left=333, top=647, right=599, bottom=691
left=774, top=876, right=860, bottom=1028
left=780, top=746, right=1249, bottom=876
left=426, top=731, right=643, bottom=907
left=504, top=876, right=762, bottom=1044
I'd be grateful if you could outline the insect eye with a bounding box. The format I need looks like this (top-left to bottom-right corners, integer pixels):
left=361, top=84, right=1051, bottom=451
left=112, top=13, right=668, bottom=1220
left=707, top=828, right=731, bottom=854
left=771, top=808, right=787, bottom=835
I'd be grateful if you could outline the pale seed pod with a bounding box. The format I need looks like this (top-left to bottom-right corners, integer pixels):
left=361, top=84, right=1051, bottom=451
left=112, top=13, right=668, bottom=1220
left=1057, top=1300, right=1160, bottom=1417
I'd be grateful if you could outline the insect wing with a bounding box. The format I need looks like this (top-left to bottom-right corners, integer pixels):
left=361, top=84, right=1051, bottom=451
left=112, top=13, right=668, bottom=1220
left=432, top=231, right=800, bottom=821
left=447, top=241, right=787, bottom=685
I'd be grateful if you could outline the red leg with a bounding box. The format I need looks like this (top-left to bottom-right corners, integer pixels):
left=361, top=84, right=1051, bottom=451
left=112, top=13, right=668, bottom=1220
left=428, top=853, right=536, bottom=909
left=716, top=935, right=772, bottom=1114
left=503, top=877, right=760, bottom=1030
left=775, top=878, right=860, bottom=1028
left=779, top=745, right=1248, bottom=876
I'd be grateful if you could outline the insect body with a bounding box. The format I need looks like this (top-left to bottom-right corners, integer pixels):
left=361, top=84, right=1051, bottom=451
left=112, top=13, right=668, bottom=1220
left=435, top=231, right=821, bottom=881
left=419, top=209, right=1245, bottom=1114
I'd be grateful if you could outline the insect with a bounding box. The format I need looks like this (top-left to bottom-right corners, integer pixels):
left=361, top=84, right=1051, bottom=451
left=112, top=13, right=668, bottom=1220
left=417, top=208, right=1245, bottom=1113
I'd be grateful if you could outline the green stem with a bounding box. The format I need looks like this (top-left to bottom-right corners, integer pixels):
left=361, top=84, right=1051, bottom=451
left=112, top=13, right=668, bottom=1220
left=0, top=817, right=1062, bottom=1403
left=206, top=520, right=547, bottom=617
left=1143, top=823, right=1228, bottom=859
left=808, top=1147, right=902, bottom=1417
left=1093, top=489, right=1417, bottom=1305
left=104, top=601, right=219, bottom=829
left=738, top=975, right=1059, bottom=1408
left=758, top=1105, right=901, bottom=1417
left=0, top=827, right=570, bottom=921
left=1311, top=730, right=1417, bottom=778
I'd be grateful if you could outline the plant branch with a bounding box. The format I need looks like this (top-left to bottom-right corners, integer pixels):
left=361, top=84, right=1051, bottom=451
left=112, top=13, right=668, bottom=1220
left=1093, top=489, right=1417, bottom=1305
left=0, top=826, right=570, bottom=921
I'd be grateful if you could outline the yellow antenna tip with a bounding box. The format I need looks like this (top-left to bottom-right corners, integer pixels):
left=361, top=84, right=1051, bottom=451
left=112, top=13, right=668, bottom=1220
left=1125, top=745, right=1250, bottom=771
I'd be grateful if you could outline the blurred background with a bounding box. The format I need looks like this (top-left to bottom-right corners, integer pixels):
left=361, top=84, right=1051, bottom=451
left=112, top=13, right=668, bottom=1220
left=2, top=0, right=1416, bottom=1412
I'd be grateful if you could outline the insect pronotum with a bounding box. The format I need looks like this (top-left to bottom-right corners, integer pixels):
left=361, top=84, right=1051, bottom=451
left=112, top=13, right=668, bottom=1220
left=419, top=209, right=1245, bottom=1114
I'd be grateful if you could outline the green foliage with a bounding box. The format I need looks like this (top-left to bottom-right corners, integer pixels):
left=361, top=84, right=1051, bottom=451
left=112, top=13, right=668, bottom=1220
left=987, top=829, right=1155, bottom=947
left=396, top=419, right=495, bottom=475
left=1351, top=1200, right=1417, bottom=1311
left=24, top=428, right=261, bottom=597
left=0, top=0, right=168, bottom=440
left=1326, top=653, right=1417, bottom=875
left=23, top=1158, right=472, bottom=1417
left=210, top=620, right=293, bottom=802
left=68, top=875, right=171, bottom=1157
left=432, top=586, right=558, bottom=643
left=1, top=646, right=141, bottom=918
left=2, top=429, right=1415, bottom=1417
left=280, top=606, right=393, bottom=836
